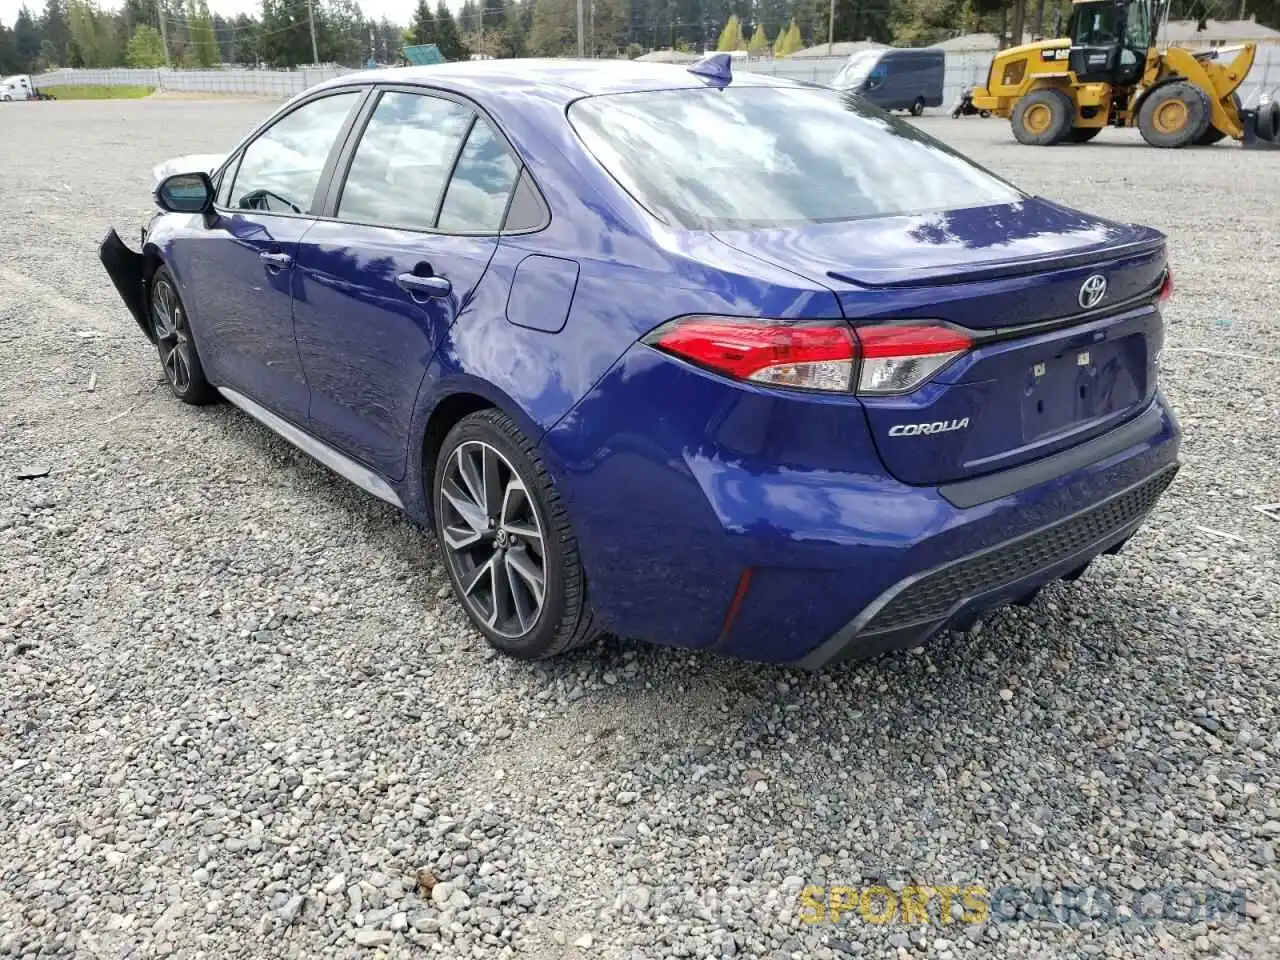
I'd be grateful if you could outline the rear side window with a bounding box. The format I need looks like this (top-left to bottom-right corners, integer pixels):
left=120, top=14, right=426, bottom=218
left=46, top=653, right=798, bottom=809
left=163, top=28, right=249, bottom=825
left=569, top=86, right=1023, bottom=229
left=437, top=120, right=520, bottom=232
left=338, top=91, right=473, bottom=230
left=228, top=92, right=359, bottom=215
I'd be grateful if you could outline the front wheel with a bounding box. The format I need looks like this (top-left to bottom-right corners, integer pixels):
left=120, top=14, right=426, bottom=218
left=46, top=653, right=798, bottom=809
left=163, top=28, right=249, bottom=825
left=151, top=266, right=218, bottom=405
left=1011, top=89, right=1074, bottom=145
left=434, top=409, right=601, bottom=660
left=910, top=97, right=925, bottom=117
left=1138, top=82, right=1212, bottom=147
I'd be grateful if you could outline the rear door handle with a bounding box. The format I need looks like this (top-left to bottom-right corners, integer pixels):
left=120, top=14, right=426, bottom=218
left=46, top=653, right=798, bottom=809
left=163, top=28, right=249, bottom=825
left=260, top=251, right=293, bottom=268
left=396, top=272, right=452, bottom=299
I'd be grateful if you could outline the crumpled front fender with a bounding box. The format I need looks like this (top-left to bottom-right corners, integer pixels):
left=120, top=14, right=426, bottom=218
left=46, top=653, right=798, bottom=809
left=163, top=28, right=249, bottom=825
left=98, top=228, right=153, bottom=343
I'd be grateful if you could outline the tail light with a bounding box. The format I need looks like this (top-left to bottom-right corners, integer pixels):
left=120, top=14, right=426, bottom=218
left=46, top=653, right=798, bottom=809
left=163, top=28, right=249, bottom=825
left=644, top=316, right=971, bottom=396
left=1157, top=267, right=1173, bottom=304
left=855, top=324, right=972, bottom=395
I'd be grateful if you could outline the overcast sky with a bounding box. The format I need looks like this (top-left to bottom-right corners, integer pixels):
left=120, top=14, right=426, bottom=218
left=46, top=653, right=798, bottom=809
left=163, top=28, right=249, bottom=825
left=1, top=0, right=450, bottom=31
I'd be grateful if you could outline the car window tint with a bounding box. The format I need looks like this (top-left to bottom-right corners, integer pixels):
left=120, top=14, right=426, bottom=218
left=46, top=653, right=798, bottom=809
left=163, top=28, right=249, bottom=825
left=338, top=92, right=473, bottom=230
left=228, top=92, right=358, bottom=215
left=502, top=169, right=550, bottom=232
left=437, top=119, right=519, bottom=232
left=569, top=86, right=1023, bottom=229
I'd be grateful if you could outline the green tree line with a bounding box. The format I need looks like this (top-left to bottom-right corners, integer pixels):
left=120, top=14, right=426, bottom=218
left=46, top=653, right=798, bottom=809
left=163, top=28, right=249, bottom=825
left=2, top=0, right=1276, bottom=73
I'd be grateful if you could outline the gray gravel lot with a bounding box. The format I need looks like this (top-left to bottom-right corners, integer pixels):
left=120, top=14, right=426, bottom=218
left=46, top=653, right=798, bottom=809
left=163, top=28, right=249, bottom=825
left=0, top=99, right=1277, bottom=960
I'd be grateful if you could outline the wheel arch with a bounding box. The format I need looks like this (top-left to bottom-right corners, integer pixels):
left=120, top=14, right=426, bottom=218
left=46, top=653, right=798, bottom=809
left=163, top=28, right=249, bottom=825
left=415, top=376, right=547, bottom=525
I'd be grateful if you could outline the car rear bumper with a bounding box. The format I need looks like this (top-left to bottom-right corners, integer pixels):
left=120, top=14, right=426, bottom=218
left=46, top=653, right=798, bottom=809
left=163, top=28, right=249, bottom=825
left=541, top=342, right=1182, bottom=666
left=794, top=461, right=1177, bottom=668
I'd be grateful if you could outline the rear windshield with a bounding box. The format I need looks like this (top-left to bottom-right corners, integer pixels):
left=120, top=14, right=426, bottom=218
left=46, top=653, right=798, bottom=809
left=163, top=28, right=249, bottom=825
left=568, top=85, right=1023, bottom=230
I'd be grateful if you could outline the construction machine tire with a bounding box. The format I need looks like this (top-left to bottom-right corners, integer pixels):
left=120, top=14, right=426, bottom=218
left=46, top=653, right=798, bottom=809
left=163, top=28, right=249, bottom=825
left=1138, top=82, right=1212, bottom=148
left=1257, top=100, right=1280, bottom=143
left=1012, top=89, right=1074, bottom=145
left=1067, top=127, right=1102, bottom=142
left=1195, top=94, right=1242, bottom=145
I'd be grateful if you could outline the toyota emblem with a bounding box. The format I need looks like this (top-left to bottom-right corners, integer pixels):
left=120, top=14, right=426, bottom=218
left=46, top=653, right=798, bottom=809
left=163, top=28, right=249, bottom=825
left=1079, top=274, right=1107, bottom=310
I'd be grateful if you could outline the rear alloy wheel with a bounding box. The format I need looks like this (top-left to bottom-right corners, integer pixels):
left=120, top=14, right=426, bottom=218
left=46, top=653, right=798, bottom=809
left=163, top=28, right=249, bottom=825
left=1067, top=126, right=1102, bottom=142
left=910, top=97, right=925, bottom=117
left=151, top=267, right=218, bottom=405
left=434, top=410, right=600, bottom=659
left=1011, top=89, right=1074, bottom=145
left=1138, top=82, right=1211, bottom=148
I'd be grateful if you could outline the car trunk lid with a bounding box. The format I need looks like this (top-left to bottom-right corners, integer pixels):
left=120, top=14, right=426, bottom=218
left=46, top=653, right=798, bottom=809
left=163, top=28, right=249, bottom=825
left=713, top=198, right=1169, bottom=485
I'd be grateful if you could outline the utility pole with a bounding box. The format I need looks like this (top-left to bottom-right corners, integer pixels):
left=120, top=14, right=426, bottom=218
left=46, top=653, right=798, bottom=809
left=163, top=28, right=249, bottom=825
left=827, top=0, right=835, bottom=55
left=308, top=0, right=320, bottom=64
left=158, top=3, right=172, bottom=69
left=576, top=0, right=586, bottom=57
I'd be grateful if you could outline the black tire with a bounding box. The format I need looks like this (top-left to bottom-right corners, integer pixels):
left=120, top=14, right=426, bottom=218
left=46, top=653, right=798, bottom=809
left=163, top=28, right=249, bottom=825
left=1257, top=100, right=1280, bottom=143
left=910, top=97, right=924, bottom=117
left=433, top=409, right=601, bottom=660
left=979, top=110, right=991, bottom=118
left=1011, top=88, right=1074, bottom=145
left=1194, top=93, right=1240, bottom=145
left=1067, top=126, right=1102, bottom=142
left=150, top=266, right=218, bottom=405
left=1138, top=82, right=1212, bottom=148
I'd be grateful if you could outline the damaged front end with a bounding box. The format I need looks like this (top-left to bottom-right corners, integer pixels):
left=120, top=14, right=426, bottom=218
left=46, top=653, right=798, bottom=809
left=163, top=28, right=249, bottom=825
left=98, top=227, right=155, bottom=343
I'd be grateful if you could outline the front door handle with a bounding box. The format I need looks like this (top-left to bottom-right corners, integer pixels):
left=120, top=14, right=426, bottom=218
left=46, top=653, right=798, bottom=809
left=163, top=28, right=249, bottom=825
left=260, top=251, right=293, bottom=269
left=396, top=272, right=452, bottom=299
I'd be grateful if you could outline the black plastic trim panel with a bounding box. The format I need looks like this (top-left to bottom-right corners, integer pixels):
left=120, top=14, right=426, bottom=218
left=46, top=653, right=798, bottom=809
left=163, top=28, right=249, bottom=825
left=939, top=402, right=1164, bottom=509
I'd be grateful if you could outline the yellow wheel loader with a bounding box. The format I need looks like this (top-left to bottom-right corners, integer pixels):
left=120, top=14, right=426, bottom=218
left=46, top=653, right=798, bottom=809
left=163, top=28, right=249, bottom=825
left=970, top=0, right=1280, bottom=148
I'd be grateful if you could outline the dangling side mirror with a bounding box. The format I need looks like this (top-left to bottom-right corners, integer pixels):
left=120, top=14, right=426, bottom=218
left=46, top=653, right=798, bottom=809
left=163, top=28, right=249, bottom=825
left=155, top=172, right=214, bottom=214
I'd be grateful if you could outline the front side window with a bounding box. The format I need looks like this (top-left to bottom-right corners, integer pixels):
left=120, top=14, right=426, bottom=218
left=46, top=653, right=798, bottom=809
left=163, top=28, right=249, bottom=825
left=1072, top=4, right=1120, bottom=45
left=228, top=92, right=359, bottom=215
left=569, top=86, right=1022, bottom=230
left=437, top=120, right=520, bottom=232
left=338, top=91, right=473, bottom=230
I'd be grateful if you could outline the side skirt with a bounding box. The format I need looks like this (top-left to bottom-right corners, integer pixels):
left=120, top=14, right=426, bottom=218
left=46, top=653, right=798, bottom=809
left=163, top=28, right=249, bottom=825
left=218, top=387, right=404, bottom=510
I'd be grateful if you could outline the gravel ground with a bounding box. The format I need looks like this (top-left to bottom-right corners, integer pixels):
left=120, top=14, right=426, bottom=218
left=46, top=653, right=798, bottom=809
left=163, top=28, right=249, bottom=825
left=0, top=99, right=1277, bottom=960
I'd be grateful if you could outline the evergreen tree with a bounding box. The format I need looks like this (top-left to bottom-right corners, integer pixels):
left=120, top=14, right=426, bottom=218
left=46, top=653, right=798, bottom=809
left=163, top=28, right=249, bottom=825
left=458, top=0, right=481, bottom=36
left=14, top=6, right=42, bottom=69
left=529, top=0, right=573, bottom=55
left=716, top=13, right=741, bottom=50
left=67, top=0, right=121, bottom=67
left=434, top=0, right=469, bottom=60
left=233, top=13, right=259, bottom=63
left=258, top=0, right=314, bottom=67
left=747, top=21, right=769, bottom=52
left=503, top=0, right=527, bottom=57
left=773, top=16, right=801, bottom=54
left=591, top=0, right=629, bottom=55
left=40, top=0, right=72, bottom=63
left=0, top=24, right=17, bottom=73
left=187, top=0, right=218, bottom=65
left=125, top=22, right=166, bottom=64
left=411, top=0, right=437, bottom=45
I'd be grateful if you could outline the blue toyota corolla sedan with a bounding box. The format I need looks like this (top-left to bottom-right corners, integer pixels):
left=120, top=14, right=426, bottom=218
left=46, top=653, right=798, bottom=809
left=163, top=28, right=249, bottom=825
left=99, top=56, right=1180, bottom=668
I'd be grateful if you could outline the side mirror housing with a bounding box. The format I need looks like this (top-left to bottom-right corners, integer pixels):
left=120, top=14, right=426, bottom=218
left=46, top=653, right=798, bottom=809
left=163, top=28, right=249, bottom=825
left=155, top=172, right=214, bottom=214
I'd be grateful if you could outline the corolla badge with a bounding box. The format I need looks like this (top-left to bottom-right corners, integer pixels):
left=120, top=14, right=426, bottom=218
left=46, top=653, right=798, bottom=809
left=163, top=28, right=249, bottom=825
left=888, top=418, right=970, bottom=437
left=1078, top=274, right=1108, bottom=310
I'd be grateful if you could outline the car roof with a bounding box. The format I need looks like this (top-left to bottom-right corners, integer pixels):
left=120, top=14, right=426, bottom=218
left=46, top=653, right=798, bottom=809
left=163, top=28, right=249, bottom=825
left=324, top=57, right=802, bottom=107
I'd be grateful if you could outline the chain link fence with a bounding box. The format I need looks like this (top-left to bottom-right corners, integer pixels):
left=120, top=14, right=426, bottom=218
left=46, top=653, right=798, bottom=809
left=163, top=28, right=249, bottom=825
left=30, top=46, right=1279, bottom=108
left=31, top=66, right=355, bottom=98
